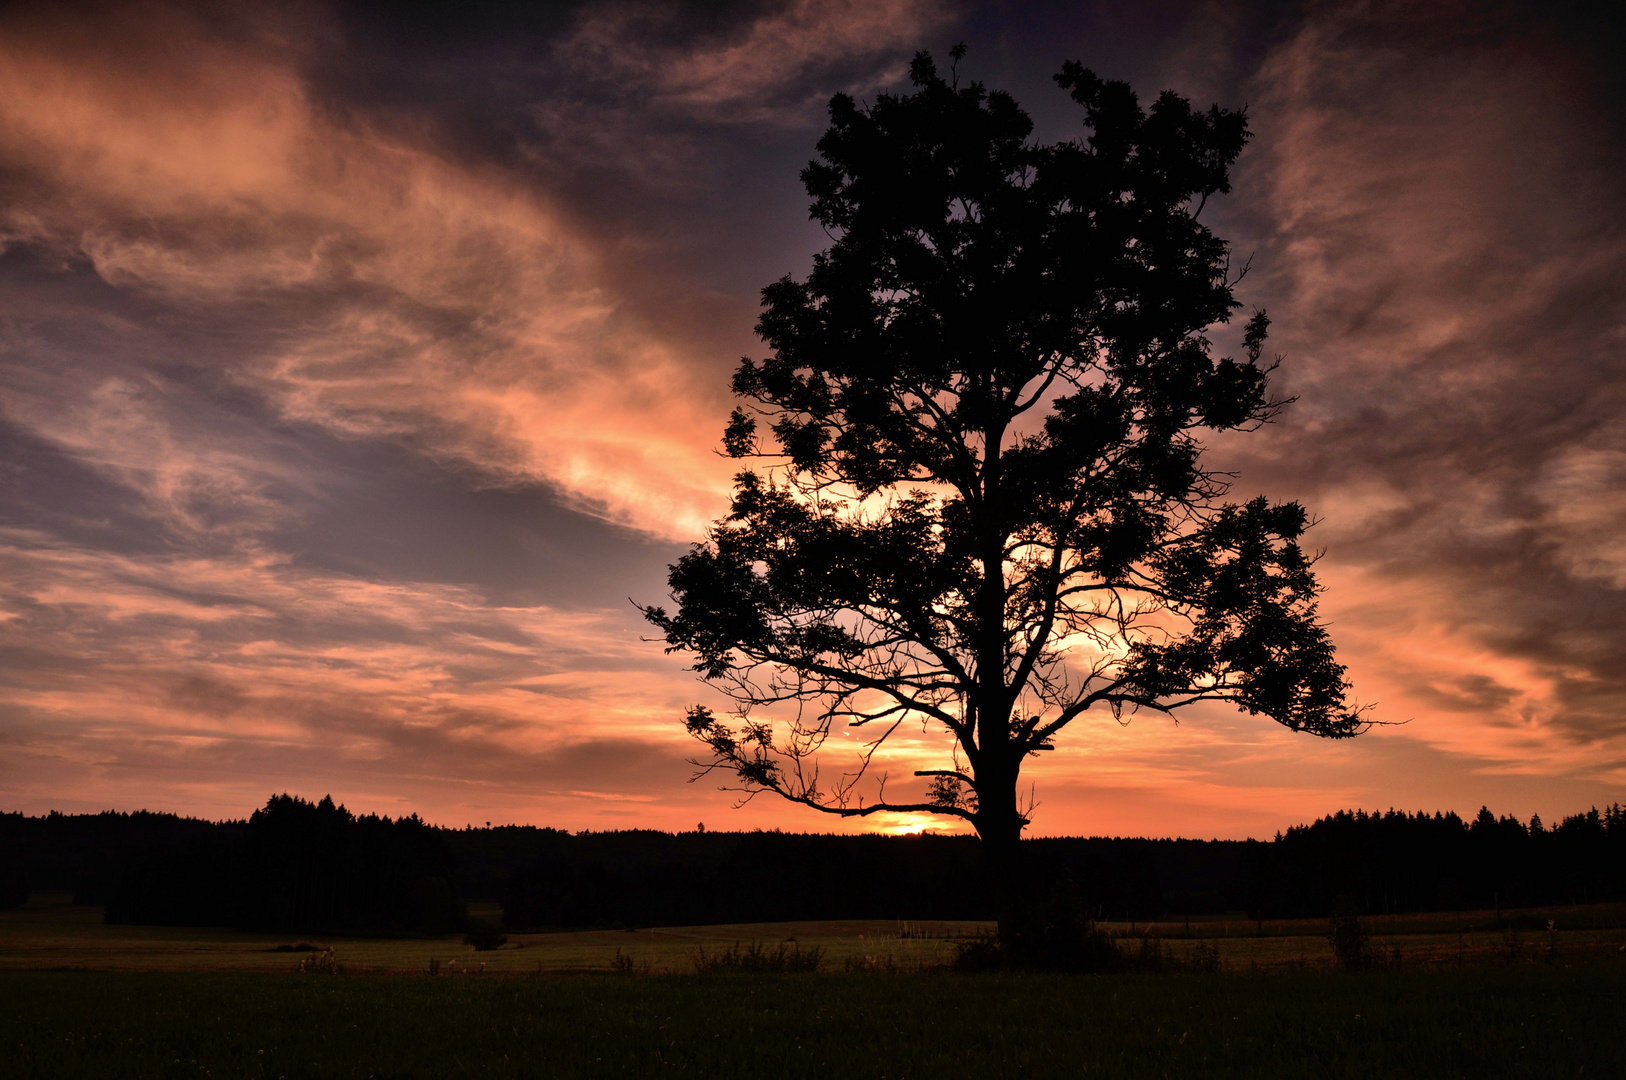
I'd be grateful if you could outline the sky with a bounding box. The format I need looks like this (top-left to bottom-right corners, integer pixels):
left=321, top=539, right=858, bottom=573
left=1, top=0, right=1622, bottom=837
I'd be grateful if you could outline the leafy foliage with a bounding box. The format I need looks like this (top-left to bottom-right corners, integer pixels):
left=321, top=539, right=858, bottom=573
left=645, top=50, right=1364, bottom=854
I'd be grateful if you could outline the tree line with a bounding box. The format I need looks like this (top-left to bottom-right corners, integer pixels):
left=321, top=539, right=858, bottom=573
left=0, top=795, right=463, bottom=934
left=1251, top=805, right=1626, bottom=919
left=1, top=799, right=1620, bottom=931
left=495, top=807, right=1624, bottom=928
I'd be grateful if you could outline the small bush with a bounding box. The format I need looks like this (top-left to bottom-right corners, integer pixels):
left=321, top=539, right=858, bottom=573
left=463, top=918, right=507, bottom=951
left=609, top=948, right=650, bottom=975
left=295, top=949, right=343, bottom=974
left=692, top=941, right=822, bottom=974
left=949, top=933, right=1004, bottom=972
left=842, top=952, right=917, bottom=974
left=1131, top=935, right=1168, bottom=971
left=1186, top=941, right=1221, bottom=974
left=1326, top=896, right=1397, bottom=972
left=955, top=922, right=1225, bottom=975
left=953, top=915, right=1120, bottom=973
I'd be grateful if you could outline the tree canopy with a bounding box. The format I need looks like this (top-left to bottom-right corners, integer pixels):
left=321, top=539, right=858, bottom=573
left=643, top=51, right=1365, bottom=938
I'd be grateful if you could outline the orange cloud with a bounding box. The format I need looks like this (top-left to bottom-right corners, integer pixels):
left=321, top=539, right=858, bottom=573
left=0, top=4, right=734, bottom=541
left=1209, top=3, right=1626, bottom=797
left=0, top=525, right=710, bottom=824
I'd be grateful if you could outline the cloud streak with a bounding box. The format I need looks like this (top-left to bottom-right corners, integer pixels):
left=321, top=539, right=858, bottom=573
left=0, top=525, right=702, bottom=822
left=0, top=1, right=733, bottom=541
left=1212, top=2, right=1626, bottom=779
left=0, top=0, right=1620, bottom=833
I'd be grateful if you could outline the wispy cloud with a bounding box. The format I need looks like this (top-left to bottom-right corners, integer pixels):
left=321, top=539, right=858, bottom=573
left=0, top=2, right=733, bottom=541
left=1211, top=3, right=1626, bottom=780
left=557, top=0, right=951, bottom=123
left=0, top=526, right=704, bottom=822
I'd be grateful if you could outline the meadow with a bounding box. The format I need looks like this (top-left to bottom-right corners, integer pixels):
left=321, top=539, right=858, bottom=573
left=4, top=894, right=1624, bottom=975
left=3, top=896, right=1624, bottom=1078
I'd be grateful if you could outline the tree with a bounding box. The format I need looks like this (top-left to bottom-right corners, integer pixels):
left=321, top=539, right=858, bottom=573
left=643, top=50, right=1367, bottom=948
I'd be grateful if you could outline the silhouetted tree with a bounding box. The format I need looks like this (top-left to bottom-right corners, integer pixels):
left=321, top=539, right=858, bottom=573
left=644, top=49, right=1367, bottom=950
left=103, top=794, right=466, bottom=934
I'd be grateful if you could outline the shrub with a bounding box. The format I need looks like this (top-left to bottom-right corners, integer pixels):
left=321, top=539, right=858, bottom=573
left=1186, top=941, right=1221, bottom=974
left=295, top=948, right=342, bottom=974
left=842, top=951, right=913, bottom=974
left=953, top=906, right=1121, bottom=973
left=692, top=941, right=822, bottom=974
left=1326, top=895, right=1389, bottom=971
left=609, top=948, right=650, bottom=975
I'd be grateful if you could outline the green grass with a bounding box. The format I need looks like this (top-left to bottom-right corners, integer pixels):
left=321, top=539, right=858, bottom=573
left=3, top=965, right=1623, bottom=1079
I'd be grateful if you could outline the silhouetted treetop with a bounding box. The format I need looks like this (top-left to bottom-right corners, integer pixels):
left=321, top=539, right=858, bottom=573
left=729, top=53, right=1261, bottom=494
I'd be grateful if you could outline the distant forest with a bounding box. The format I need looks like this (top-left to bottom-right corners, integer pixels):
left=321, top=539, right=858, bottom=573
left=1, top=797, right=1621, bottom=934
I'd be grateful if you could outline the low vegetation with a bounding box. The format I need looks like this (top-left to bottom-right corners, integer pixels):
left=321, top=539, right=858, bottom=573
left=5, top=964, right=1624, bottom=1079
left=691, top=940, right=824, bottom=973
left=5, top=893, right=1623, bottom=1077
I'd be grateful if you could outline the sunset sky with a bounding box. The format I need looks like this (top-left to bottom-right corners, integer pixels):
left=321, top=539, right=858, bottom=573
left=2, top=0, right=1622, bottom=837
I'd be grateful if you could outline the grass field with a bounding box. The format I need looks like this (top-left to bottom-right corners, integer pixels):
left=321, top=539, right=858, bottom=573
left=4, top=966, right=1625, bottom=1078
left=2, top=898, right=1623, bottom=1078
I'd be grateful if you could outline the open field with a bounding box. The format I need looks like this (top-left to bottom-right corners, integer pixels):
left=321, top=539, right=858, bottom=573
left=3, top=898, right=1624, bottom=1077
left=4, top=966, right=1625, bottom=1079
left=4, top=894, right=1624, bottom=975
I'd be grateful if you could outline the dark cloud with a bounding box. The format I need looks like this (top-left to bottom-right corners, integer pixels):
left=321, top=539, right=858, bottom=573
left=0, top=0, right=1620, bottom=830
left=1191, top=2, right=1626, bottom=765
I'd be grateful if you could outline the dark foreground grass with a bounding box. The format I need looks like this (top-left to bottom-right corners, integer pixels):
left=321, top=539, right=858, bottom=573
left=2, top=966, right=1621, bottom=1079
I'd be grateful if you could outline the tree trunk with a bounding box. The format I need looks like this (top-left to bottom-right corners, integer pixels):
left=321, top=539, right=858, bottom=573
left=976, top=767, right=1031, bottom=951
